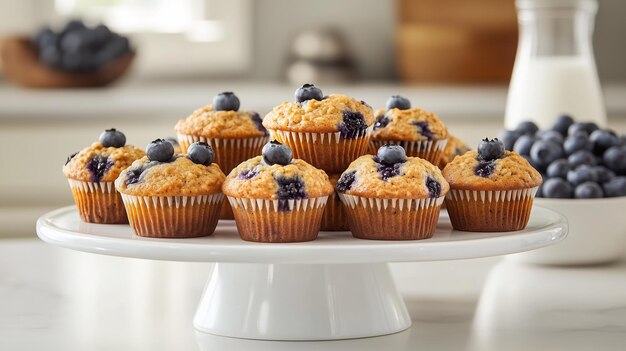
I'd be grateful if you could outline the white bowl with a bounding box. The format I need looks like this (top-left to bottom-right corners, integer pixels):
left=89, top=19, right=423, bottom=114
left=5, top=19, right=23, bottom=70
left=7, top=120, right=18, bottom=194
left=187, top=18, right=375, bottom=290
left=509, top=197, right=626, bottom=265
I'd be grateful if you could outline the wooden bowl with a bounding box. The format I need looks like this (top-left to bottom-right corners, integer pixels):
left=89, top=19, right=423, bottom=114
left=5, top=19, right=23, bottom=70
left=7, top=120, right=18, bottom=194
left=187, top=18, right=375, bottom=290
left=1, top=37, right=134, bottom=88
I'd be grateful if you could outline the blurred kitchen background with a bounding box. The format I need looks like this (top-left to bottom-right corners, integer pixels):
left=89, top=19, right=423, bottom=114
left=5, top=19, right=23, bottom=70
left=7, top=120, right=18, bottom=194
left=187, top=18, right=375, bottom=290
left=1, top=0, right=625, bottom=237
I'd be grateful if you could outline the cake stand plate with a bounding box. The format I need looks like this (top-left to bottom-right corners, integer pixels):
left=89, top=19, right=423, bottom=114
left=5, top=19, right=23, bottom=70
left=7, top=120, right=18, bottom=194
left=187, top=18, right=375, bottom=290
left=36, top=206, right=567, bottom=341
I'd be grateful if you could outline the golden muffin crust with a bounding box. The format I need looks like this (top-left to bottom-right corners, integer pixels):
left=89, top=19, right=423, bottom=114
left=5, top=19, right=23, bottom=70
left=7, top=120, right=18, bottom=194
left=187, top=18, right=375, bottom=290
left=115, top=156, right=225, bottom=196
left=174, top=104, right=267, bottom=138
left=63, top=142, right=145, bottom=182
left=338, top=155, right=449, bottom=199
left=223, top=156, right=334, bottom=199
left=438, top=134, right=471, bottom=168
left=262, top=94, right=375, bottom=133
left=443, top=151, right=543, bottom=191
left=371, top=107, right=448, bottom=142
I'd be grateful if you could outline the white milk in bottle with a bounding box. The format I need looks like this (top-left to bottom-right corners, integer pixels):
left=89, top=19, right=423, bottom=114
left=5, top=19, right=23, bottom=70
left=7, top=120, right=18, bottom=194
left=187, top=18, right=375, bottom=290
left=505, top=0, right=606, bottom=129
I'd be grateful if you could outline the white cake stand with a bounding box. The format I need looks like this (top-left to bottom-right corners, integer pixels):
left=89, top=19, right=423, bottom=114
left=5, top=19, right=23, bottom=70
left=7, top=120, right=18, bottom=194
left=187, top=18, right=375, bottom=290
left=36, top=205, right=567, bottom=341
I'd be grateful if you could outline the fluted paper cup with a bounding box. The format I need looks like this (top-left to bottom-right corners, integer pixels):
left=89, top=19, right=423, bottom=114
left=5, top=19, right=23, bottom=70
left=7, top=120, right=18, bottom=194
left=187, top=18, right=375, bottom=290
left=68, top=179, right=127, bottom=224
left=444, top=187, right=538, bottom=232
left=177, top=134, right=268, bottom=219
left=269, top=127, right=373, bottom=173
left=370, top=139, right=447, bottom=165
left=228, top=196, right=329, bottom=243
left=121, top=193, right=223, bottom=238
left=339, top=194, right=445, bottom=240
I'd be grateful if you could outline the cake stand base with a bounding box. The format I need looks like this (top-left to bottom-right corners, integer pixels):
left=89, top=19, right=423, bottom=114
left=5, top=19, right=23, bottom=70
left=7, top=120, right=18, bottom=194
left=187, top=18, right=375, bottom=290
left=193, top=262, right=411, bottom=340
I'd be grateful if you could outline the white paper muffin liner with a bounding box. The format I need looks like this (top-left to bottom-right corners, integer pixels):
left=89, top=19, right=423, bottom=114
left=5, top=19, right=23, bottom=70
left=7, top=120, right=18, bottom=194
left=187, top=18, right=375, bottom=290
left=269, top=125, right=373, bottom=145
left=444, top=187, right=539, bottom=232
left=120, top=193, right=224, bottom=238
left=176, top=134, right=268, bottom=152
left=338, top=194, right=445, bottom=240
left=68, top=179, right=127, bottom=224
left=227, top=196, right=329, bottom=243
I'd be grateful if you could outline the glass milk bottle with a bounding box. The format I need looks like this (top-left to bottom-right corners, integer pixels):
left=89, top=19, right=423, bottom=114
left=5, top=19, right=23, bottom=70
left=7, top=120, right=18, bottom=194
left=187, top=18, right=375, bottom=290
left=505, top=0, right=606, bottom=129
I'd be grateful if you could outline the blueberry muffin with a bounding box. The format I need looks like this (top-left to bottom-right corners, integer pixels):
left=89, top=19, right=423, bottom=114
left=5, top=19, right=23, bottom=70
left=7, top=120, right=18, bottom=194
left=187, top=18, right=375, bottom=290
left=262, top=84, right=375, bottom=173
left=337, top=145, right=449, bottom=240
left=442, top=138, right=542, bottom=232
left=115, top=140, right=225, bottom=238
left=371, top=95, right=448, bottom=165
left=63, top=129, right=144, bottom=224
left=175, top=92, right=268, bottom=219
left=438, top=134, right=471, bottom=169
left=222, top=140, right=334, bottom=243
left=320, top=174, right=350, bottom=231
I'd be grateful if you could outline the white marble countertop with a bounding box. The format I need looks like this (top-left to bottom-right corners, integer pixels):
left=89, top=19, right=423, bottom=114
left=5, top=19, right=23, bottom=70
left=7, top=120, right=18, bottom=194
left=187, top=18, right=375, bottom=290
left=2, top=239, right=626, bottom=350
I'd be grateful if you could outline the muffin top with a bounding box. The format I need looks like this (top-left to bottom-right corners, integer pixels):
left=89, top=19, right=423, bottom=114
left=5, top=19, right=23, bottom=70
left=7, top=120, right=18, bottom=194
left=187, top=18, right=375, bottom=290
left=174, top=92, right=267, bottom=138
left=263, top=85, right=375, bottom=135
left=372, top=107, right=448, bottom=142
left=336, top=145, right=449, bottom=199
left=115, top=139, right=225, bottom=196
left=63, top=129, right=144, bottom=182
left=223, top=156, right=333, bottom=199
left=115, top=156, right=225, bottom=196
left=442, top=139, right=542, bottom=191
left=438, top=134, right=471, bottom=169
left=175, top=105, right=267, bottom=138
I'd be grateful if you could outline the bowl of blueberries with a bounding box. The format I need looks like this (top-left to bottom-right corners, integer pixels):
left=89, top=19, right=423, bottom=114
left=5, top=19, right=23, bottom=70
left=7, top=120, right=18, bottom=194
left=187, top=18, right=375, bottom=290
left=1, top=20, right=134, bottom=88
left=503, top=116, right=626, bottom=265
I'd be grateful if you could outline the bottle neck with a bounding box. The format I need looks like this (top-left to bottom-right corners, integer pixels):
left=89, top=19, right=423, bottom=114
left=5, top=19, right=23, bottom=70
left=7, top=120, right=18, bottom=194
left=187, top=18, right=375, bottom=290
left=516, top=0, right=597, bottom=58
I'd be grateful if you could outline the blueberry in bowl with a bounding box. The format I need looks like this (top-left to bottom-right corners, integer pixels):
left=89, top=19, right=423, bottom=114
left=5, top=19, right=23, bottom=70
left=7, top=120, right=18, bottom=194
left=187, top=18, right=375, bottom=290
left=1, top=20, right=134, bottom=88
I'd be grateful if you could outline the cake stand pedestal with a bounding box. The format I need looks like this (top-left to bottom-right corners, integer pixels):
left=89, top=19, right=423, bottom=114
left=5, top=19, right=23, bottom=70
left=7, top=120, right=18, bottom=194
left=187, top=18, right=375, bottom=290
left=36, top=206, right=567, bottom=341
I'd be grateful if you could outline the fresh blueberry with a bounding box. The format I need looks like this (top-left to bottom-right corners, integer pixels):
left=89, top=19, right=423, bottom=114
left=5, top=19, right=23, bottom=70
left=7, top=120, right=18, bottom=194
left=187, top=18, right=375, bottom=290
left=594, top=166, right=615, bottom=183
left=568, top=122, right=598, bottom=136
left=575, top=182, right=604, bottom=199
left=213, top=92, right=240, bottom=111
left=340, top=111, right=368, bottom=139
left=60, top=28, right=95, bottom=53
left=250, top=112, right=268, bottom=135
left=513, top=135, right=536, bottom=156
left=34, top=27, right=58, bottom=49
left=275, top=176, right=307, bottom=211
left=99, top=128, right=126, bottom=148
left=530, top=140, right=564, bottom=168
left=61, top=19, right=86, bottom=36
left=499, top=129, right=522, bottom=151
left=295, top=84, right=324, bottom=103
left=146, top=139, right=175, bottom=162
left=542, top=178, right=574, bottom=198
left=546, top=159, right=571, bottom=178
left=568, top=150, right=597, bottom=167
left=603, top=146, right=626, bottom=174
left=386, top=95, right=411, bottom=110
left=563, top=133, right=593, bottom=155
left=60, top=51, right=82, bottom=71
left=478, top=138, right=505, bottom=161
left=515, top=121, right=539, bottom=136
left=336, top=170, right=357, bottom=193
left=238, top=168, right=259, bottom=180
left=87, top=155, right=113, bottom=182
left=374, top=114, right=390, bottom=130
left=567, top=165, right=599, bottom=186
left=95, top=35, right=130, bottom=68
left=262, top=140, right=292, bottom=166
left=552, top=115, right=574, bottom=136
left=589, top=129, right=619, bottom=156
left=92, top=24, right=113, bottom=47
left=376, top=145, right=407, bottom=165
left=474, top=160, right=496, bottom=178
left=65, top=152, right=78, bottom=166
left=603, top=176, right=626, bottom=197
left=425, top=177, right=441, bottom=198
left=538, top=130, right=564, bottom=145
left=412, top=121, right=434, bottom=140
left=187, top=142, right=215, bottom=166
left=39, top=45, right=62, bottom=68
left=620, top=134, right=626, bottom=146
